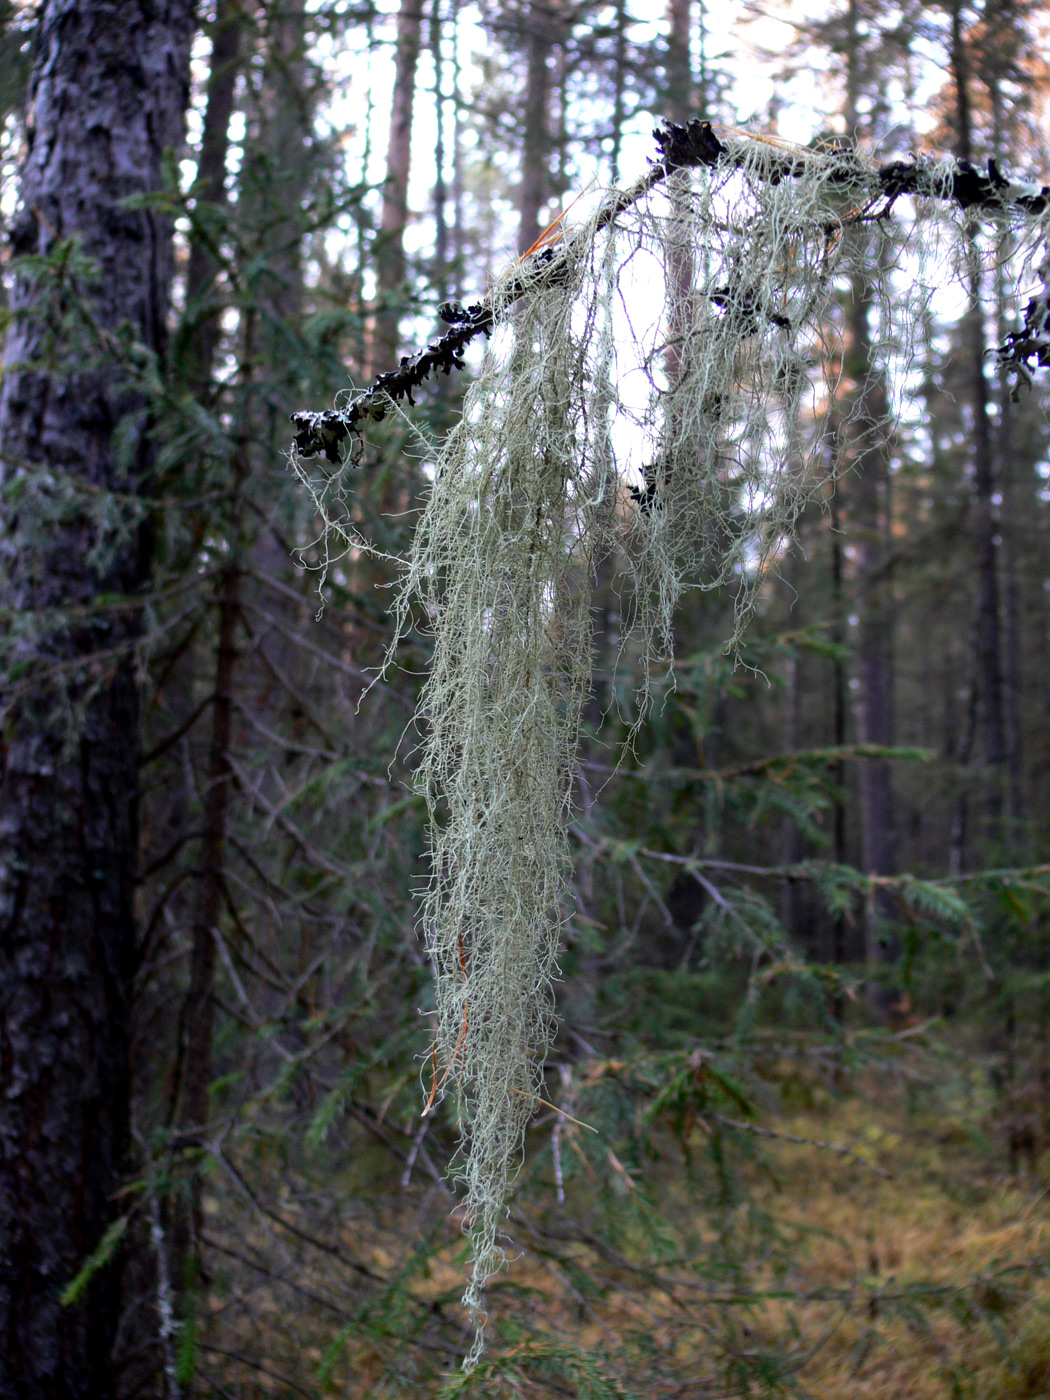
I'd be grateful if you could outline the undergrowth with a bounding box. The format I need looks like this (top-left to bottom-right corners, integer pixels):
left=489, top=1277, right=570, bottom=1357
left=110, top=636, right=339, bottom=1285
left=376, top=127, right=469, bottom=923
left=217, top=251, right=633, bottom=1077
left=196, top=1036, right=1050, bottom=1399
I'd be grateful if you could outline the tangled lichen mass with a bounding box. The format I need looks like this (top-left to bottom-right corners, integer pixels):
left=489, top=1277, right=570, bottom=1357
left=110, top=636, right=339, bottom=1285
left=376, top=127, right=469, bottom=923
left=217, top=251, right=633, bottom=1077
left=291, top=122, right=1050, bottom=1362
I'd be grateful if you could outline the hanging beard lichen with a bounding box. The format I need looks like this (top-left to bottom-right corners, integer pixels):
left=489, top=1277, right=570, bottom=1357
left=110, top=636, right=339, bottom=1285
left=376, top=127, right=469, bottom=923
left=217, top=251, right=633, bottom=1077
left=291, top=128, right=1044, bottom=1362
left=393, top=222, right=617, bottom=1365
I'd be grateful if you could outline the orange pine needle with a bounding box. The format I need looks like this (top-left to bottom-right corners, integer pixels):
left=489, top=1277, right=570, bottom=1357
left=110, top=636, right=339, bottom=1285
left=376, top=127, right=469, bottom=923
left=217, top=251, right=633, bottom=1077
left=514, top=179, right=597, bottom=266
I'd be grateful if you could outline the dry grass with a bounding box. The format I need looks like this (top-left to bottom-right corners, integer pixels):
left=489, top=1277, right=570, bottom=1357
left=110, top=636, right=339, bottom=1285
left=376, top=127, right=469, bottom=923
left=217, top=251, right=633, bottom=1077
left=742, top=1093, right=1050, bottom=1399
left=198, top=1069, right=1050, bottom=1398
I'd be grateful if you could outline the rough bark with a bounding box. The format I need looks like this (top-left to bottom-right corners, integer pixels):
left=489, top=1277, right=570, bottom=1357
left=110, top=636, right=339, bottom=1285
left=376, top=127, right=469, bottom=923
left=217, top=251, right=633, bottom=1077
left=0, top=3, right=194, bottom=1397
left=373, top=0, right=423, bottom=372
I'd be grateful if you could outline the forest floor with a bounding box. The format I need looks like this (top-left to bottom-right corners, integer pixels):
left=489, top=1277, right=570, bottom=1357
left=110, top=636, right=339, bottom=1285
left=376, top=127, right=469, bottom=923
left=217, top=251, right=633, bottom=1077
left=742, top=1086, right=1050, bottom=1399
left=205, top=1053, right=1050, bottom=1399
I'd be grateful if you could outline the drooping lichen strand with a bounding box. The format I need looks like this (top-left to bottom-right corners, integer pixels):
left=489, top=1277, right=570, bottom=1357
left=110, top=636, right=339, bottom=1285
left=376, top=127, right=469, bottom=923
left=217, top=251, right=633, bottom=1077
left=629, top=141, right=873, bottom=682
left=393, top=225, right=613, bottom=1361
left=291, top=131, right=1048, bottom=1365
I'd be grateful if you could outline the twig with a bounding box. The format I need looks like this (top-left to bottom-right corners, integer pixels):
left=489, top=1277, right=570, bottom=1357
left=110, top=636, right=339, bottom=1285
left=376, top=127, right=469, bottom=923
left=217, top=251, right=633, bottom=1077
left=712, top=1114, right=893, bottom=1178
left=506, top=1085, right=598, bottom=1133
left=196, top=1345, right=317, bottom=1399
left=213, top=1148, right=382, bottom=1280
left=146, top=1178, right=183, bottom=1400
left=291, top=119, right=1050, bottom=461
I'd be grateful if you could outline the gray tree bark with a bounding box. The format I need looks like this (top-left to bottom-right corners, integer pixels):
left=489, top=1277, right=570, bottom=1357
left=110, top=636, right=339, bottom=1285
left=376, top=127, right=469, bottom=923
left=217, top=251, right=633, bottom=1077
left=950, top=0, right=1008, bottom=845
left=374, top=0, right=423, bottom=372
left=517, top=0, right=564, bottom=255
left=178, top=0, right=242, bottom=401
left=665, top=0, right=693, bottom=125
left=0, top=4, right=193, bottom=1396
left=842, top=0, right=897, bottom=999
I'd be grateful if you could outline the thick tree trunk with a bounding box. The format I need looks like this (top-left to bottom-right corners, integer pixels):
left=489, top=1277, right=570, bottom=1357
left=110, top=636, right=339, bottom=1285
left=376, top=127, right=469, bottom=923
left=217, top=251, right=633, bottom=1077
left=373, top=0, right=423, bottom=371
left=0, top=4, right=193, bottom=1397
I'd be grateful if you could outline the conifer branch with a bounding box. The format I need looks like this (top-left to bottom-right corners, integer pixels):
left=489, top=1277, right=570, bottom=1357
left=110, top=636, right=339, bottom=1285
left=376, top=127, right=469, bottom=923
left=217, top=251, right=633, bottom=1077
left=291, top=118, right=1050, bottom=463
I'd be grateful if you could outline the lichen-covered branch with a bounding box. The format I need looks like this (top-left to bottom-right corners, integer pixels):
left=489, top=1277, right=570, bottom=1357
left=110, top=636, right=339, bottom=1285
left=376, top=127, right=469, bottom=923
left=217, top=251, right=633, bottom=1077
left=290, top=118, right=1050, bottom=463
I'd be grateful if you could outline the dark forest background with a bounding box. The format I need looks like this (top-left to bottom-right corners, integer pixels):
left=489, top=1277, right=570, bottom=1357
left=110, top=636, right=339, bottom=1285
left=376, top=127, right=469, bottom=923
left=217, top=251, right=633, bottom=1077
left=3, top=1, right=1050, bottom=1397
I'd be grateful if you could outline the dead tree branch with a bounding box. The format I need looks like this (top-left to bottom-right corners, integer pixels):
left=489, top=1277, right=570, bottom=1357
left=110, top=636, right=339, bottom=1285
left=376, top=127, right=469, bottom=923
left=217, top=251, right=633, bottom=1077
left=290, top=119, right=1050, bottom=463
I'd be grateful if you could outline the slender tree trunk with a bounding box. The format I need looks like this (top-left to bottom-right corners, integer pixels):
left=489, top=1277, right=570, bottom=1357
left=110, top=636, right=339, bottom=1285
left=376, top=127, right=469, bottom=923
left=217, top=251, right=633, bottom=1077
left=373, top=0, right=423, bottom=371
left=170, top=570, right=238, bottom=1117
left=610, top=0, right=628, bottom=182
left=431, top=0, right=450, bottom=306
left=839, top=0, right=896, bottom=999
left=779, top=642, right=806, bottom=940
left=989, top=61, right=1026, bottom=849
left=999, top=400, right=1026, bottom=842
left=251, top=0, right=314, bottom=331
left=950, top=0, right=1007, bottom=842
left=450, top=0, right=465, bottom=298
left=826, top=469, right=851, bottom=994
left=663, top=0, right=693, bottom=389
left=0, top=4, right=193, bottom=1396
left=166, top=0, right=246, bottom=1148
left=849, top=304, right=895, bottom=880
left=168, top=0, right=317, bottom=1299
left=665, top=0, right=692, bottom=124
left=844, top=278, right=898, bottom=990
left=518, top=0, right=562, bottom=254
left=179, top=0, right=242, bottom=401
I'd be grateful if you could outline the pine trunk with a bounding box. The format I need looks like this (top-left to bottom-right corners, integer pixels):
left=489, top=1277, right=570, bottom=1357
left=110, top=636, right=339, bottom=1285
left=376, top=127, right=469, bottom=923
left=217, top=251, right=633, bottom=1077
left=845, top=281, right=898, bottom=987
left=518, top=0, right=562, bottom=254
left=950, top=0, right=1007, bottom=845
left=179, top=0, right=242, bottom=401
left=0, top=3, right=193, bottom=1395
left=373, top=0, right=423, bottom=371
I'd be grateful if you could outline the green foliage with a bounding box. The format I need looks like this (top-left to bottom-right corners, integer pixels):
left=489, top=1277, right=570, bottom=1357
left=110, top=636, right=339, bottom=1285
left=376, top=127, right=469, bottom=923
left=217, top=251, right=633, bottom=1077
left=434, top=1340, right=639, bottom=1399
left=59, top=1215, right=129, bottom=1307
left=897, top=876, right=971, bottom=928
left=175, top=1291, right=200, bottom=1386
